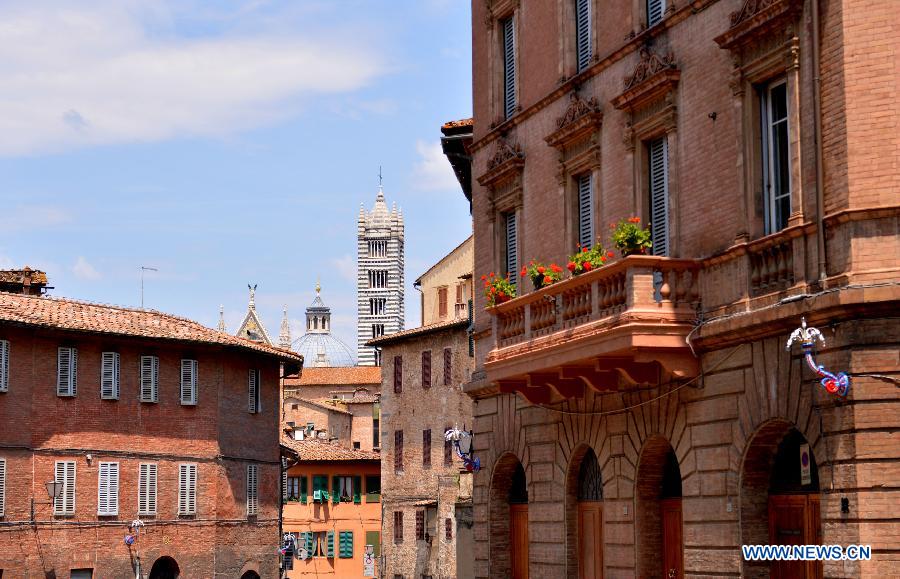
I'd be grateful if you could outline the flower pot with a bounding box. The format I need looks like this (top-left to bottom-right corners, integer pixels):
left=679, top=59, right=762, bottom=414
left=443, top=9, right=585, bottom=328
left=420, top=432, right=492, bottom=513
left=621, top=247, right=647, bottom=258
left=532, top=276, right=544, bottom=291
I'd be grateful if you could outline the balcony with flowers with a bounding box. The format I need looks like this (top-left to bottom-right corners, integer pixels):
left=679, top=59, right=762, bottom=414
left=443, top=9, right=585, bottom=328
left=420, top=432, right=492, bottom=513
left=478, top=219, right=701, bottom=404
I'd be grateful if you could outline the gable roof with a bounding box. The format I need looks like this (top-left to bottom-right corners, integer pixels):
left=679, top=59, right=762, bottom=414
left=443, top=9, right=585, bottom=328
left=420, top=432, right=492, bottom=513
left=366, top=318, right=468, bottom=347
left=0, top=292, right=300, bottom=361
left=284, top=366, right=382, bottom=387
left=236, top=306, right=273, bottom=346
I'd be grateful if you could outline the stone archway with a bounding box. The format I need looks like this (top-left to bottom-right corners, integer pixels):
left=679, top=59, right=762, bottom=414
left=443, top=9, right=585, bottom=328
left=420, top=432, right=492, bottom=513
left=741, top=420, right=822, bottom=579
left=148, top=556, right=179, bottom=579
left=240, top=572, right=260, bottom=579
left=489, top=453, right=528, bottom=579
left=566, top=445, right=604, bottom=579
left=635, top=436, right=683, bottom=579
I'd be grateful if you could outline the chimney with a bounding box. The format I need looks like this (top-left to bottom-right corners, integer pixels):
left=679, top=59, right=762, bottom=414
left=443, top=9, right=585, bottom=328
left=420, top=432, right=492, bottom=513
left=0, top=267, right=50, bottom=295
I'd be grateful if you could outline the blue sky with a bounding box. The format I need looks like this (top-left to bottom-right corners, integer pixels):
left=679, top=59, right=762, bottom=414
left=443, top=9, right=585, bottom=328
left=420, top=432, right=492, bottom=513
left=0, top=0, right=473, bottom=357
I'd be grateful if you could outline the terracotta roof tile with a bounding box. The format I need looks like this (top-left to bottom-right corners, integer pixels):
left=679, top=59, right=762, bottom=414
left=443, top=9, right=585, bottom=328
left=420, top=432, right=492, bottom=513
left=441, top=118, right=473, bottom=129
left=281, top=436, right=380, bottom=461
left=0, top=268, right=48, bottom=284
left=366, top=318, right=468, bottom=347
left=0, top=292, right=300, bottom=361
left=282, top=396, right=352, bottom=415
left=284, top=366, right=381, bottom=386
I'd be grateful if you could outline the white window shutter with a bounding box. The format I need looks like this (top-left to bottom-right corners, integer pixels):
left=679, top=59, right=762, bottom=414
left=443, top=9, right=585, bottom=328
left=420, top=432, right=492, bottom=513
left=577, top=174, right=594, bottom=248
left=139, top=463, right=158, bottom=515
left=179, top=463, right=197, bottom=515
left=97, top=462, right=119, bottom=516
left=0, top=339, right=8, bottom=392
left=181, top=359, right=197, bottom=405
left=576, top=0, right=592, bottom=72
left=502, top=16, right=516, bottom=119
left=649, top=138, right=669, bottom=257
left=248, top=369, right=258, bottom=414
left=141, top=356, right=159, bottom=403
left=54, top=460, right=76, bottom=515
left=647, top=0, right=665, bottom=27
left=247, top=464, right=259, bottom=516
left=101, top=352, right=119, bottom=400
left=505, top=213, right=518, bottom=283
left=57, top=347, right=77, bottom=396
left=0, top=458, right=6, bottom=517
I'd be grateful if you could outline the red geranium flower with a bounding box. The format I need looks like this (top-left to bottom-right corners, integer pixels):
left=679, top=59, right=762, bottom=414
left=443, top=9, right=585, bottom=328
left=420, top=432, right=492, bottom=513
left=537, top=266, right=545, bottom=274
left=543, top=276, right=552, bottom=284
left=607, top=251, right=614, bottom=258
left=489, top=272, right=494, bottom=278
left=582, top=247, right=589, bottom=253
left=567, top=262, right=576, bottom=272
left=520, top=267, right=527, bottom=277
left=583, top=262, right=593, bottom=271
left=550, top=264, right=562, bottom=273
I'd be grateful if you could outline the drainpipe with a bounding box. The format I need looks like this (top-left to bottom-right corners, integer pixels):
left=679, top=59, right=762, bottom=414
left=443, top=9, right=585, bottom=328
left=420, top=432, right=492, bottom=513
left=812, top=0, right=827, bottom=281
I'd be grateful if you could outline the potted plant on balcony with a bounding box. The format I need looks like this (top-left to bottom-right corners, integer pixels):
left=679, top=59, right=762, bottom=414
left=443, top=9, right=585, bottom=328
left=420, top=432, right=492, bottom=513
left=521, top=261, right=562, bottom=290
left=611, top=217, right=652, bottom=257
left=567, top=244, right=614, bottom=275
left=482, top=273, right=516, bottom=307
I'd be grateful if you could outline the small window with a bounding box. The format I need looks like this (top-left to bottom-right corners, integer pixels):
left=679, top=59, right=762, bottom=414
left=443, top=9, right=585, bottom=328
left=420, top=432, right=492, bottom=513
left=438, top=287, right=448, bottom=318
left=503, top=212, right=518, bottom=283
left=57, top=347, right=78, bottom=397
left=248, top=369, right=261, bottom=413
left=0, top=457, right=6, bottom=516
left=139, top=355, right=159, bottom=403
left=576, top=173, right=594, bottom=248
left=373, top=402, right=381, bottom=449
left=70, top=570, right=93, bottom=579
left=54, top=460, right=76, bottom=515
left=501, top=16, right=516, bottom=119
left=366, top=530, right=381, bottom=558
left=100, top=352, right=120, bottom=400
left=0, top=339, right=10, bottom=392
left=368, top=270, right=388, bottom=289
left=575, top=0, right=592, bottom=72
left=647, top=0, right=665, bottom=27
left=444, top=428, right=453, bottom=467
left=393, top=356, right=402, bottom=394
left=310, top=531, right=331, bottom=558
left=443, top=348, right=452, bottom=386
left=415, top=510, right=425, bottom=540
left=445, top=517, right=453, bottom=540
left=97, top=462, right=119, bottom=516
left=180, top=359, right=198, bottom=405
left=247, top=464, right=259, bottom=516
left=394, top=431, right=404, bottom=473
left=423, top=429, right=432, bottom=468
left=366, top=475, right=381, bottom=503
left=353, top=441, right=361, bottom=450
left=178, top=463, right=197, bottom=515
left=333, top=475, right=356, bottom=503
left=138, top=463, right=157, bottom=515
left=372, top=324, right=385, bottom=339
left=421, top=351, right=431, bottom=389
left=394, top=511, right=404, bottom=543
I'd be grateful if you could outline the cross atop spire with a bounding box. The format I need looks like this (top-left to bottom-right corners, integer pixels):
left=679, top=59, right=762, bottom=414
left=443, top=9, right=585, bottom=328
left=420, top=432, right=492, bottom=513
left=217, top=305, right=226, bottom=332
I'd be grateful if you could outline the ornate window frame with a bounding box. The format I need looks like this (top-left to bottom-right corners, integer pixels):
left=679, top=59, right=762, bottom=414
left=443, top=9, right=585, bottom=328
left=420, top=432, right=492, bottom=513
left=612, top=46, right=681, bottom=255
left=546, top=91, right=604, bottom=249
left=477, top=134, right=525, bottom=281
left=714, top=0, right=804, bottom=242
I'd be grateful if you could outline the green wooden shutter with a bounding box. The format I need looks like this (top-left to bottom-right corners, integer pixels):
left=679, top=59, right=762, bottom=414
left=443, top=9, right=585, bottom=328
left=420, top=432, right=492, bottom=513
left=304, top=532, right=313, bottom=557
left=332, top=476, right=341, bottom=504
left=300, top=476, right=308, bottom=504
left=353, top=476, right=362, bottom=504
left=326, top=530, right=335, bottom=558
left=339, top=530, right=353, bottom=558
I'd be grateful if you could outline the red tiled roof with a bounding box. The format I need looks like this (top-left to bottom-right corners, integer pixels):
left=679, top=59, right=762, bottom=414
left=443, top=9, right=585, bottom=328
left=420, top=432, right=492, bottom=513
left=282, top=396, right=352, bottom=415
left=0, top=268, right=48, bottom=284
left=344, top=392, right=380, bottom=404
left=281, top=437, right=380, bottom=461
left=0, top=292, right=301, bottom=361
left=366, top=318, right=468, bottom=347
left=441, top=118, right=473, bottom=129
left=285, top=366, right=381, bottom=386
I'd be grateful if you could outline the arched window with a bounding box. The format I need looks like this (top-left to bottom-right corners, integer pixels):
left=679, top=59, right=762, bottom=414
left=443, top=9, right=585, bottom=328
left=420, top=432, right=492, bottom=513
left=577, top=448, right=602, bottom=501
left=509, top=463, right=528, bottom=504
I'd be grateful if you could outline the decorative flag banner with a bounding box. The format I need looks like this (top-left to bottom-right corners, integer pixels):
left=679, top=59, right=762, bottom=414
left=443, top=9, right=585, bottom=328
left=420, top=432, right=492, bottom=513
left=787, top=317, right=851, bottom=397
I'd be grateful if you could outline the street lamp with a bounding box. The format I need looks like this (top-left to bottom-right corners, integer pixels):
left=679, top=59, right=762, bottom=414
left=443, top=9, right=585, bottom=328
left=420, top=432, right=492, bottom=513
left=31, top=480, right=64, bottom=521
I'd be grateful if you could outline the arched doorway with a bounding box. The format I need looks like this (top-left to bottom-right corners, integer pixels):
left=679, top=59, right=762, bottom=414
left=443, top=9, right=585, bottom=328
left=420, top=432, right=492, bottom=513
left=240, top=572, right=260, bottom=579
left=741, top=422, right=822, bottom=579
left=636, top=437, right=683, bottom=579
left=148, top=556, right=179, bottom=579
left=575, top=448, right=603, bottom=578
left=489, top=454, right=529, bottom=579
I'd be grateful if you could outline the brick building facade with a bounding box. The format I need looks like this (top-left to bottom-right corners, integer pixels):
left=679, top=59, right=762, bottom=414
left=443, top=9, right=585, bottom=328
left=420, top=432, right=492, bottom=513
left=461, top=0, right=900, bottom=577
left=0, top=292, right=300, bottom=578
left=371, top=238, right=477, bottom=579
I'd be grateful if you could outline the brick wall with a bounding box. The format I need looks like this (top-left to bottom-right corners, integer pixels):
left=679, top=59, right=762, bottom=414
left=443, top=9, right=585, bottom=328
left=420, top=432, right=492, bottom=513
left=0, top=324, right=283, bottom=577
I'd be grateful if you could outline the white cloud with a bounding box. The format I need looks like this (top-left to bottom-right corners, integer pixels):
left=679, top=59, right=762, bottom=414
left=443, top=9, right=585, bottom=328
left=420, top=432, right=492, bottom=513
left=0, top=1, right=386, bottom=156
left=72, top=256, right=101, bottom=280
left=411, top=139, right=458, bottom=191
left=331, top=255, right=356, bottom=283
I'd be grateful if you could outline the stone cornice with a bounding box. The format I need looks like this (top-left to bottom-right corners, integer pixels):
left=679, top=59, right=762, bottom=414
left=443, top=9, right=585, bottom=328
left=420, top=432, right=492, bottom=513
left=611, top=48, right=680, bottom=112
left=714, top=0, right=800, bottom=51
left=545, top=92, right=603, bottom=150
left=476, top=136, right=525, bottom=188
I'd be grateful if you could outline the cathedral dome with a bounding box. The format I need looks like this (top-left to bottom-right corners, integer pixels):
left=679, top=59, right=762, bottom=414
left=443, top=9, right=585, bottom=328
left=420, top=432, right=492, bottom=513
left=293, top=283, right=355, bottom=367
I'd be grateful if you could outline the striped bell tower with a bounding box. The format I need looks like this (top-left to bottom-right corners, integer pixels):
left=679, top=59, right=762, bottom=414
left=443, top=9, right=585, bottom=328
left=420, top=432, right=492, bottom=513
left=356, top=183, right=404, bottom=366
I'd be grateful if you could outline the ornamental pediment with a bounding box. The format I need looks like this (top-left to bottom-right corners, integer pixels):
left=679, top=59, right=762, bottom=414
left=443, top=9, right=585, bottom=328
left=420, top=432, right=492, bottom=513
left=714, top=0, right=801, bottom=51
left=545, top=92, right=603, bottom=150
left=477, top=135, right=525, bottom=189
left=611, top=47, right=680, bottom=113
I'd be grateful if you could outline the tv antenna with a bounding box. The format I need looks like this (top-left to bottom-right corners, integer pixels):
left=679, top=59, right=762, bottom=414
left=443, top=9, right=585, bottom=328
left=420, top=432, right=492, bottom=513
left=140, top=266, right=158, bottom=309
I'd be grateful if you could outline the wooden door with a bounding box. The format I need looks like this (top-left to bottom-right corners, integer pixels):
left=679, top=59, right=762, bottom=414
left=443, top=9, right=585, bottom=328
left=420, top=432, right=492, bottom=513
left=578, top=502, right=603, bottom=579
left=510, top=504, right=530, bottom=579
left=769, top=494, right=822, bottom=579
left=660, top=498, right=683, bottom=579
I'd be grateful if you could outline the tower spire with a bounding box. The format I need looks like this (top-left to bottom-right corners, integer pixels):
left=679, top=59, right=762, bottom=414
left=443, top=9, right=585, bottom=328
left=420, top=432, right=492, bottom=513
left=217, top=305, right=226, bottom=332
left=278, top=305, right=291, bottom=349
left=248, top=284, right=257, bottom=309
